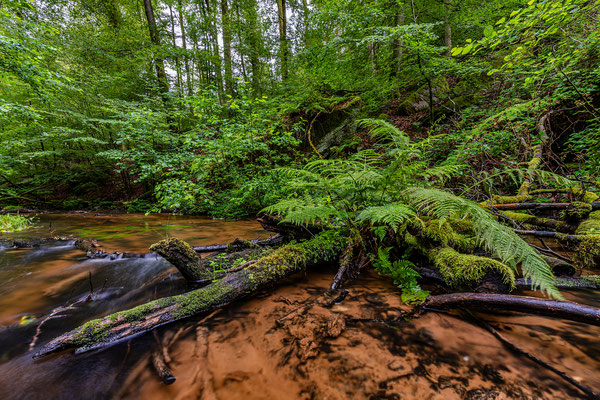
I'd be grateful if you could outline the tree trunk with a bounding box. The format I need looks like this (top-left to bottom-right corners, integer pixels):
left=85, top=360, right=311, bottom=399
left=276, top=0, right=288, bottom=80
left=221, top=0, right=233, bottom=95
left=391, top=4, right=404, bottom=77
left=143, top=0, right=169, bottom=94
left=444, top=22, right=452, bottom=57
left=302, top=0, right=309, bottom=47
left=168, top=4, right=183, bottom=96
left=177, top=0, right=193, bottom=95
left=33, top=231, right=346, bottom=358
left=248, top=0, right=262, bottom=95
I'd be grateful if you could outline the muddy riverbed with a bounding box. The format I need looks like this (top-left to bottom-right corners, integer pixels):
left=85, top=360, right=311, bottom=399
left=0, top=213, right=598, bottom=399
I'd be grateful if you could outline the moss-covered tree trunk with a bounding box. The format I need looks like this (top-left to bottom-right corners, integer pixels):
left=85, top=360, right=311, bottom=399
left=34, top=231, right=346, bottom=358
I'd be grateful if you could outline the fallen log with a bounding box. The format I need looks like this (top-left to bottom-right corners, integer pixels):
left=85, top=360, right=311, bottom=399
left=516, top=276, right=600, bottom=290
left=514, top=230, right=584, bottom=242
left=257, top=214, right=327, bottom=239
left=151, top=238, right=265, bottom=282
left=191, top=234, right=283, bottom=253
left=0, top=237, right=74, bottom=249
left=422, top=293, right=600, bottom=326
left=33, top=230, right=346, bottom=358
left=150, top=238, right=213, bottom=282
left=487, top=202, right=600, bottom=211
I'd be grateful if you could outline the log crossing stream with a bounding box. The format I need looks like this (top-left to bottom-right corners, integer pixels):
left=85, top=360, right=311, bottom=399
left=0, top=213, right=599, bottom=399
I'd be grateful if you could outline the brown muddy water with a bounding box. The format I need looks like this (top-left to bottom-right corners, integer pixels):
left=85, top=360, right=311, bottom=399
left=0, top=213, right=599, bottom=399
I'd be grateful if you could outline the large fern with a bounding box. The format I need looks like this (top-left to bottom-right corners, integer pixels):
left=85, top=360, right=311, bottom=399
left=261, top=119, right=562, bottom=298
left=407, top=187, right=561, bottom=299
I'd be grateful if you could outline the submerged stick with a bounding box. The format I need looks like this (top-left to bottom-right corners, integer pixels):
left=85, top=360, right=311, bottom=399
left=151, top=332, right=176, bottom=385
left=33, top=230, right=346, bottom=358
left=423, top=293, right=600, bottom=326
left=468, top=313, right=599, bottom=399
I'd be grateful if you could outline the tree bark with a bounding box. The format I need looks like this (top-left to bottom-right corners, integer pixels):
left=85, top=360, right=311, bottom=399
left=168, top=4, right=183, bottom=96
left=444, top=22, right=452, bottom=57
left=143, top=0, right=169, bottom=94
left=221, top=0, right=233, bottom=95
left=276, top=0, right=288, bottom=80
left=391, top=4, right=404, bottom=77
left=33, top=231, right=346, bottom=358
left=177, top=0, right=193, bottom=95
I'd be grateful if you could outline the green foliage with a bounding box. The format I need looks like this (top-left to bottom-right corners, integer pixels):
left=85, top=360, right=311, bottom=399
left=0, top=214, right=33, bottom=232
left=372, top=247, right=429, bottom=304
left=265, top=118, right=560, bottom=298
left=408, top=187, right=560, bottom=299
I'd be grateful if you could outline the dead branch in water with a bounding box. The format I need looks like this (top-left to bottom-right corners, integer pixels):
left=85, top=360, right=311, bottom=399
left=422, top=293, right=600, bottom=326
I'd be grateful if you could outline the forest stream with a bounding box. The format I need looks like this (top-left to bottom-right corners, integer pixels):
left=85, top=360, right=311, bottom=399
left=0, top=214, right=599, bottom=399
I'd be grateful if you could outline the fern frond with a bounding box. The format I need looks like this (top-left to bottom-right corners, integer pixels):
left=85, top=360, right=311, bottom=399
left=357, top=202, right=416, bottom=232
left=358, top=118, right=409, bottom=148
left=421, top=164, right=465, bottom=181
left=407, top=187, right=561, bottom=299
left=261, top=198, right=343, bottom=226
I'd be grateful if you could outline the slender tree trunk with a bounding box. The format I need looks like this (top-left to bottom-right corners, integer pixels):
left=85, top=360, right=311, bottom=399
left=391, top=4, right=404, bottom=77
left=276, top=0, right=288, bottom=80
left=168, top=5, right=183, bottom=96
left=204, top=0, right=223, bottom=100
left=445, top=22, right=452, bottom=57
left=221, top=0, right=233, bottom=95
left=143, top=0, right=169, bottom=94
left=177, top=0, right=193, bottom=95
left=247, top=0, right=262, bottom=95
left=302, top=0, right=309, bottom=47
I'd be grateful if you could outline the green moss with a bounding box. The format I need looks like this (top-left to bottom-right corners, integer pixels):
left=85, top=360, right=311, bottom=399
left=576, top=213, right=600, bottom=235
left=503, top=210, right=573, bottom=231
left=420, top=219, right=476, bottom=252
left=432, top=247, right=516, bottom=289
left=572, top=188, right=599, bottom=203
left=502, top=210, right=538, bottom=224
left=173, top=283, right=232, bottom=319
left=490, top=193, right=531, bottom=204
left=447, top=218, right=473, bottom=234
left=561, top=201, right=592, bottom=221
left=573, top=235, right=600, bottom=268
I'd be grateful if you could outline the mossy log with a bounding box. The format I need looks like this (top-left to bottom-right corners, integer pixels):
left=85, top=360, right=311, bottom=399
left=150, top=238, right=213, bottom=282
left=423, top=293, right=600, bottom=326
left=487, top=202, right=600, bottom=211
left=501, top=211, right=578, bottom=233
left=152, top=238, right=266, bottom=282
left=514, top=230, right=585, bottom=242
left=33, top=230, right=346, bottom=358
left=0, top=237, right=73, bottom=249
left=257, top=214, right=327, bottom=239
left=191, top=234, right=283, bottom=253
